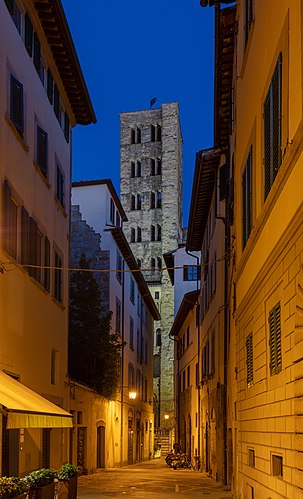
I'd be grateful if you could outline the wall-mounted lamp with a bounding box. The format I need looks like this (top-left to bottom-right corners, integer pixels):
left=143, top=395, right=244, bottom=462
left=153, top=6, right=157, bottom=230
left=129, top=391, right=137, bottom=400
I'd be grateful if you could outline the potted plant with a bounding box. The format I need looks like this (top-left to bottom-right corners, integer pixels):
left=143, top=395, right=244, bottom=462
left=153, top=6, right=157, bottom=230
left=0, top=476, right=28, bottom=499
left=57, top=465, right=78, bottom=499
left=25, top=468, right=57, bottom=499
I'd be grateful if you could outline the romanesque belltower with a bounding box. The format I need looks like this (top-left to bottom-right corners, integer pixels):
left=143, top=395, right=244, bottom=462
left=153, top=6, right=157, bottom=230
left=120, top=102, right=182, bottom=440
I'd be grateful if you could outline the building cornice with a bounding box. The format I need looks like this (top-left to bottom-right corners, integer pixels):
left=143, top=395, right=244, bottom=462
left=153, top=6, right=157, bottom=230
left=33, top=0, right=96, bottom=125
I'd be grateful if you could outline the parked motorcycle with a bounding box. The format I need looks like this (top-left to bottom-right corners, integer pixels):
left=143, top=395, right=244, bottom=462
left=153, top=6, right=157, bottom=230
left=165, top=450, right=179, bottom=467
left=171, top=452, right=192, bottom=469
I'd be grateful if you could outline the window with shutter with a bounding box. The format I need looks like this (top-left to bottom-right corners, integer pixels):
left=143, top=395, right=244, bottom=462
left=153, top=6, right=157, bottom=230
left=3, top=180, right=18, bottom=259
left=269, top=302, right=282, bottom=375
left=10, top=75, right=24, bottom=136
left=44, top=237, right=50, bottom=291
left=54, top=250, right=63, bottom=303
left=116, top=298, right=121, bottom=334
left=28, top=217, right=38, bottom=280
left=4, top=0, right=21, bottom=33
left=54, top=84, right=60, bottom=122
left=56, top=165, right=64, bottom=207
left=242, top=146, right=252, bottom=249
left=47, top=69, right=53, bottom=104
left=129, top=316, right=134, bottom=348
left=246, top=333, right=253, bottom=385
left=33, top=33, right=41, bottom=75
left=64, top=112, right=70, bottom=143
left=264, top=53, right=282, bottom=199
left=21, top=206, right=29, bottom=266
left=36, top=126, right=48, bottom=176
left=244, top=0, right=254, bottom=48
left=24, top=14, right=33, bottom=57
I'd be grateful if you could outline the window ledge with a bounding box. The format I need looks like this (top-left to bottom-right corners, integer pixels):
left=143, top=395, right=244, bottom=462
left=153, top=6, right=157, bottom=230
left=5, top=114, right=29, bottom=153
left=33, top=160, right=51, bottom=189
left=54, top=195, right=67, bottom=217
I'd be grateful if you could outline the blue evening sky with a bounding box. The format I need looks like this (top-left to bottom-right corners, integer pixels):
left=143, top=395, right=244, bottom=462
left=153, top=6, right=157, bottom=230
left=62, top=1, right=215, bottom=226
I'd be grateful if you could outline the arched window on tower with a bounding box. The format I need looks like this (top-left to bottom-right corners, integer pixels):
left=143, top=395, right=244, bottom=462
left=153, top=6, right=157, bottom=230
left=137, top=227, right=142, bottom=242
left=130, top=228, right=135, bottom=243
left=151, top=225, right=155, bottom=241
left=156, top=328, right=162, bottom=347
left=157, top=224, right=162, bottom=241
left=150, top=192, right=155, bottom=209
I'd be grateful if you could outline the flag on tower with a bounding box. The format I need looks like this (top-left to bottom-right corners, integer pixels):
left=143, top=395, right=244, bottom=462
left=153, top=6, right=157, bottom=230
left=150, top=97, right=157, bottom=108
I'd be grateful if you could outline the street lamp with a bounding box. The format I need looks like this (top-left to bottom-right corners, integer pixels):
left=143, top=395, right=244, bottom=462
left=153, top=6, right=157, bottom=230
left=129, top=390, right=137, bottom=400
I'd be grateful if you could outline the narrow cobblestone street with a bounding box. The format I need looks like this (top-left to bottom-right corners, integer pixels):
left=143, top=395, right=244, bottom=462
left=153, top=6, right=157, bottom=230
left=77, top=458, right=232, bottom=498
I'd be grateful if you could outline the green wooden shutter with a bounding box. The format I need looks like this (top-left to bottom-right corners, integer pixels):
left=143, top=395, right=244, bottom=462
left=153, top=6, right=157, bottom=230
left=54, top=84, right=60, bottom=121
left=246, top=333, right=253, bottom=385
left=33, top=33, right=41, bottom=73
left=29, top=217, right=38, bottom=280
left=47, top=69, right=53, bottom=104
left=242, top=147, right=252, bottom=250
left=4, top=0, right=14, bottom=16
left=21, top=206, right=29, bottom=266
left=272, top=53, right=282, bottom=181
left=24, top=14, right=33, bottom=56
left=10, top=75, right=24, bottom=136
left=269, top=302, right=282, bottom=374
left=264, top=53, right=282, bottom=199
left=37, top=126, right=48, bottom=176
left=242, top=165, right=247, bottom=249
left=64, top=112, right=70, bottom=143
left=44, top=237, right=50, bottom=291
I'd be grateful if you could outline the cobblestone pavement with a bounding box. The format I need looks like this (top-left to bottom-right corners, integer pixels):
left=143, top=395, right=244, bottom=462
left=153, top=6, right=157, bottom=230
left=77, top=458, right=233, bottom=498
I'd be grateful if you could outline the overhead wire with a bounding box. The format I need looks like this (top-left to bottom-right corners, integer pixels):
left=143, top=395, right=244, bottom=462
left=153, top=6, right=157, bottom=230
left=0, top=250, right=232, bottom=275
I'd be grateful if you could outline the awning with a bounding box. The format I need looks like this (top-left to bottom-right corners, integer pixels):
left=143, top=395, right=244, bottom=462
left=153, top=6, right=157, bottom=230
left=0, top=372, right=72, bottom=429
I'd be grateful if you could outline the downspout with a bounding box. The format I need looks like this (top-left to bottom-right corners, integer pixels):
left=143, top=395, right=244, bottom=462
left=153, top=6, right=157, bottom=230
left=120, top=259, right=125, bottom=467
left=215, top=157, right=228, bottom=485
left=185, top=250, right=201, bottom=468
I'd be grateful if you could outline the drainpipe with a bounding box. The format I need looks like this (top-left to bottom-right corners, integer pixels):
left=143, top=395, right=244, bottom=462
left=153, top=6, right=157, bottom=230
left=215, top=157, right=228, bottom=485
left=120, top=259, right=125, bottom=467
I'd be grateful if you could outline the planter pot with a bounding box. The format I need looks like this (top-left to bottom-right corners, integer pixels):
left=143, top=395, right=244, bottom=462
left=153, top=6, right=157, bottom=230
left=29, top=483, right=54, bottom=499
left=57, top=477, right=77, bottom=499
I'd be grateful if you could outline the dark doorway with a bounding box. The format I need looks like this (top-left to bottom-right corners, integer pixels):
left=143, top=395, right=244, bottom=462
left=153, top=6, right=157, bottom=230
left=96, top=426, right=105, bottom=468
left=1, top=415, right=19, bottom=476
